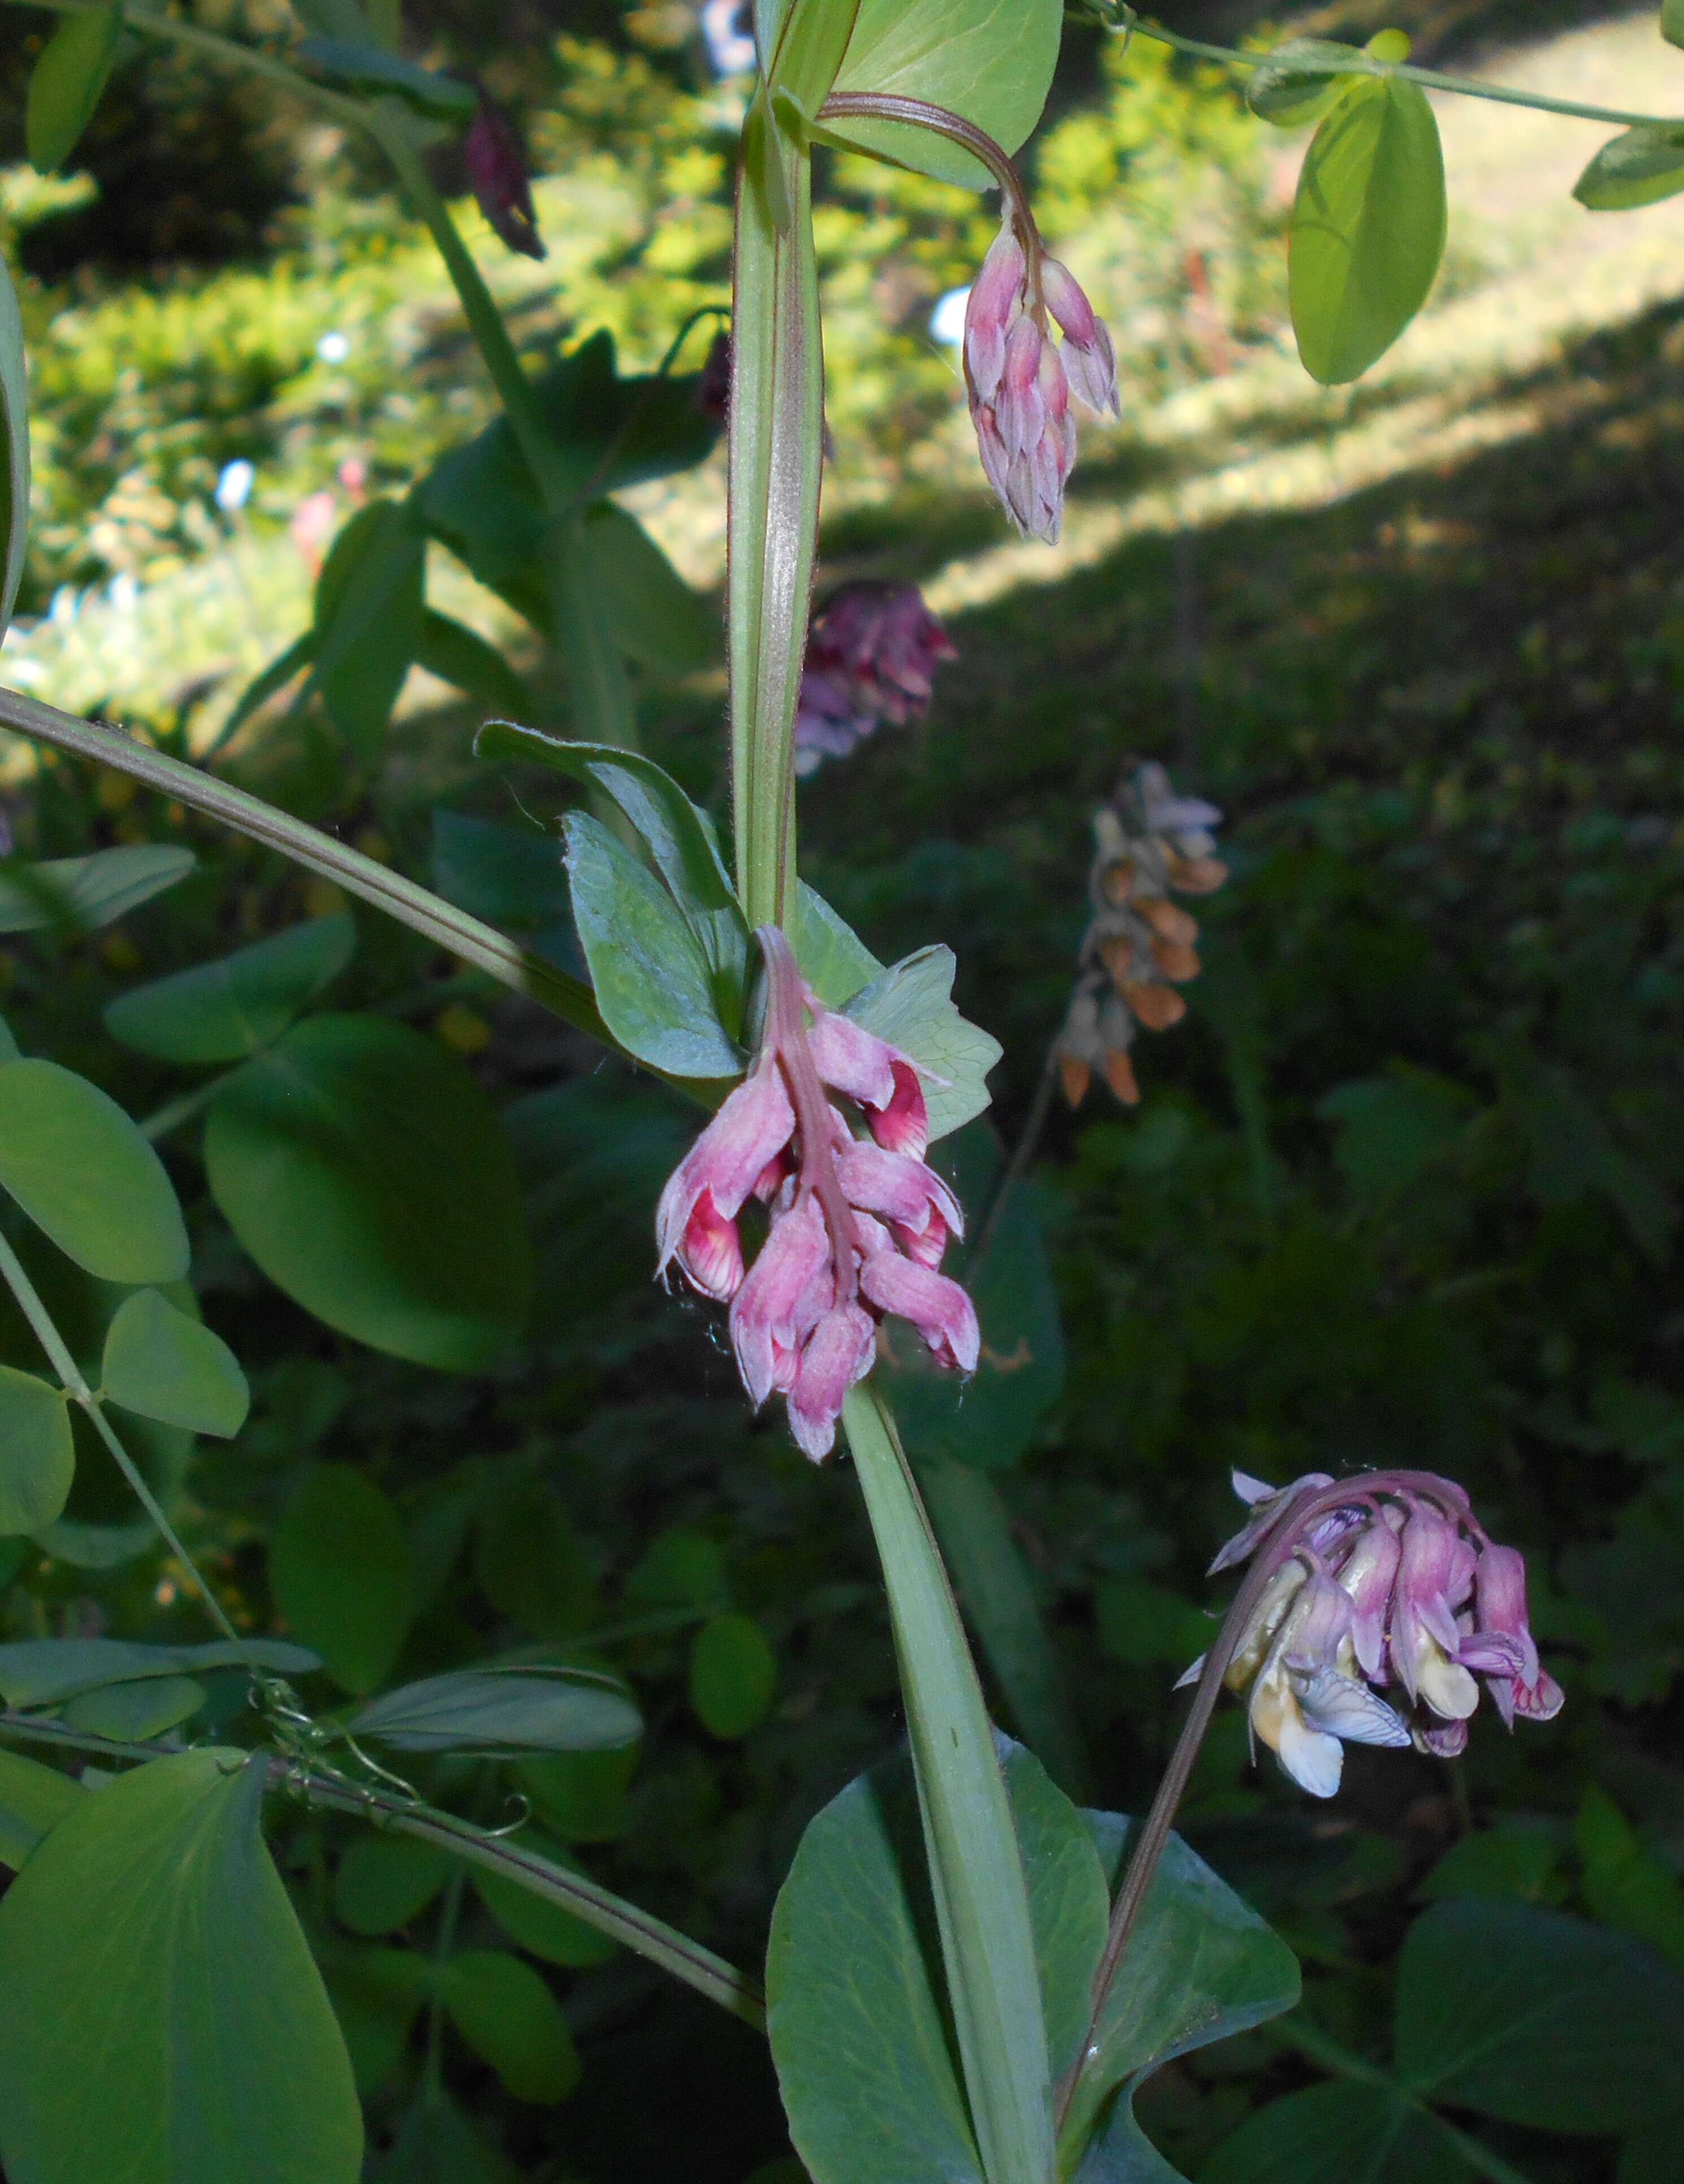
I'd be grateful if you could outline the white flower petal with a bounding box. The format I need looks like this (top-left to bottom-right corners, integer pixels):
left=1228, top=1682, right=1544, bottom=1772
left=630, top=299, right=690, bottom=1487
left=1290, top=1665, right=1412, bottom=1749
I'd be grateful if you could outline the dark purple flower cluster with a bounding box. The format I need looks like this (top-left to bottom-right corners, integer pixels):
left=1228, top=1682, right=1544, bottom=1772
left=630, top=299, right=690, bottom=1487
left=793, top=584, right=956, bottom=774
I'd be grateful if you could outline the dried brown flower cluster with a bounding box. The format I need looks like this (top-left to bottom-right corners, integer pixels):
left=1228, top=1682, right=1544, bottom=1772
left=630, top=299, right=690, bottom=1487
left=1055, top=762, right=1227, bottom=1107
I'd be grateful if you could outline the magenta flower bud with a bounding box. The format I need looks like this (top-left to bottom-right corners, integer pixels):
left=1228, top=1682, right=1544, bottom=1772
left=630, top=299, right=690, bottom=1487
left=1335, top=1506, right=1402, bottom=1680
left=656, top=1060, right=795, bottom=1295
left=1040, top=257, right=1119, bottom=417
left=1209, top=1469, right=1335, bottom=1575
left=833, top=1143, right=962, bottom=1241
left=789, top=1302, right=878, bottom=1459
left=963, top=219, right=1028, bottom=404
left=464, top=93, right=546, bottom=261
left=1472, top=1542, right=1565, bottom=1727
left=729, top=1194, right=829, bottom=1410
left=1392, top=1505, right=1479, bottom=1719
left=859, top=1250, right=980, bottom=1373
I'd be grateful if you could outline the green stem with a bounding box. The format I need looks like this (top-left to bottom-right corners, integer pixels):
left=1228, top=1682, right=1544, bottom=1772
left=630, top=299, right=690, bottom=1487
left=140, top=1077, right=228, bottom=1144
left=728, top=103, right=824, bottom=927
left=1117, top=13, right=1683, bottom=134
left=0, top=1711, right=767, bottom=2030
left=843, top=1381, right=1054, bottom=2184
left=0, top=1225, right=248, bottom=1653
left=0, top=683, right=608, bottom=1045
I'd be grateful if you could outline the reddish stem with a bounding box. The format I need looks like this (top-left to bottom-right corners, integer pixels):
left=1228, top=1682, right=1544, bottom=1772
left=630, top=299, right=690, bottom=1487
left=757, top=925, right=861, bottom=1301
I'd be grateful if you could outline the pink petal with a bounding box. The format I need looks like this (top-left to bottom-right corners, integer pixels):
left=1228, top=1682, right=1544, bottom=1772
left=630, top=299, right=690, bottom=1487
left=787, top=1303, right=877, bottom=1461
left=679, top=1190, right=743, bottom=1301
left=859, top=1251, right=980, bottom=1372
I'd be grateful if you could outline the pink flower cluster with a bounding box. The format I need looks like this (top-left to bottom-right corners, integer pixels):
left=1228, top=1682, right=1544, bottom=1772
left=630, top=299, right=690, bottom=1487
left=963, top=214, right=1119, bottom=543
left=656, top=927, right=978, bottom=1458
left=794, top=584, right=956, bottom=775
left=1185, top=1469, right=1563, bottom=1797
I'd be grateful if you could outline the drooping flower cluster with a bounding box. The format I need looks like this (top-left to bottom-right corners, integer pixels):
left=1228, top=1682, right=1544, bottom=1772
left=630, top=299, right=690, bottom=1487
left=464, top=93, right=546, bottom=261
left=963, top=211, right=1119, bottom=542
left=1183, top=1470, right=1564, bottom=1798
left=793, top=584, right=956, bottom=775
left=1055, top=762, right=1227, bottom=1107
left=656, top=927, right=978, bottom=1459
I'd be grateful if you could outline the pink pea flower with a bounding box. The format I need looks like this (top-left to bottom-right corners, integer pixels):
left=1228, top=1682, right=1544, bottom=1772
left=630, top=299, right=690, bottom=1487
left=657, top=927, right=977, bottom=1459
left=962, top=213, right=1118, bottom=543
left=465, top=93, right=546, bottom=261
left=1184, top=1468, right=1562, bottom=1800
left=794, top=584, right=956, bottom=775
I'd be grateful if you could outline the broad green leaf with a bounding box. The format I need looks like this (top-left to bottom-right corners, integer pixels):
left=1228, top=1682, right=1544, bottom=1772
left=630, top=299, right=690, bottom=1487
left=514, top=1745, right=638, bottom=1843
left=324, top=1945, right=431, bottom=2097
left=878, top=1130, right=1062, bottom=1468
left=371, top=2091, right=523, bottom=2184
left=102, top=1287, right=249, bottom=1438
left=332, top=1832, right=449, bottom=1936
left=1574, top=124, right=1684, bottom=211
left=0, top=1059, right=187, bottom=1283
left=624, top=1527, right=728, bottom=1610
left=1198, top=2082, right=1473, bottom=2184
left=1415, top=1823, right=1562, bottom=1907
left=205, top=1014, right=531, bottom=1371
left=473, top=1831, right=617, bottom=1968
left=439, top=1949, right=580, bottom=2104
left=414, top=609, right=531, bottom=714
left=219, top=630, right=314, bottom=747
left=104, top=913, right=356, bottom=1064
left=825, top=0, right=1063, bottom=189
left=0, top=1747, right=83, bottom=1870
left=0, top=251, right=29, bottom=636
left=431, top=811, right=570, bottom=928
left=0, top=1750, right=362, bottom=2184
left=0, top=844, right=194, bottom=934
left=309, top=500, right=426, bottom=756
left=421, top=333, right=722, bottom=569
left=1575, top=1786, right=1684, bottom=1973
left=0, top=1367, right=73, bottom=1533
left=562, top=812, right=742, bottom=1078
left=794, top=881, right=881, bottom=1005
left=1058, top=1815, right=1301, bottom=2159
left=1318, top=1069, right=1472, bottom=1209
left=1624, top=2106, right=1684, bottom=2184
left=297, top=35, right=475, bottom=116
left=0, top=1635, right=318, bottom=1708
left=472, top=1481, right=597, bottom=1636
left=269, top=1463, right=415, bottom=1695
left=689, top=1613, right=777, bottom=1738
left=843, top=945, right=1001, bottom=1142
left=1394, top=1898, right=1684, bottom=2132
left=482, top=727, right=747, bottom=1009
left=25, top=3, right=119, bottom=173
left=1245, top=38, right=1360, bottom=128
left=1289, top=73, right=1446, bottom=385
left=589, top=505, right=721, bottom=674
left=1666, top=0, right=1684, bottom=50
left=349, top=1665, right=640, bottom=1754
left=62, top=1671, right=205, bottom=1741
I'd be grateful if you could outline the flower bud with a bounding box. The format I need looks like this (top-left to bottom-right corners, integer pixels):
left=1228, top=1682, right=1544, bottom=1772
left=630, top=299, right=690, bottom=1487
left=464, top=94, right=546, bottom=261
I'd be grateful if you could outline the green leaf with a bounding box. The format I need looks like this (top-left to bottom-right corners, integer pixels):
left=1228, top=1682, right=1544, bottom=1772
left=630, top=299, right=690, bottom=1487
left=1094, top=1577, right=1213, bottom=1669
left=309, top=500, right=426, bottom=756
left=205, top=1014, right=531, bottom=1371
left=439, top=1949, right=581, bottom=2104
left=371, top=2091, right=523, bottom=2184
left=1289, top=73, right=1446, bottom=385
left=297, top=36, right=475, bottom=117
left=515, top=1745, right=638, bottom=1843
left=104, top=913, right=356, bottom=1064
left=0, top=1059, right=188, bottom=1283
left=61, top=1671, right=205, bottom=1741
left=1059, top=1815, right=1300, bottom=2160
left=324, top=1945, right=431, bottom=2098
left=0, top=247, right=28, bottom=636
left=767, top=0, right=862, bottom=124
left=588, top=505, right=721, bottom=674
left=1394, top=1898, right=1684, bottom=2132
left=421, top=333, right=722, bottom=569
left=1198, top=2082, right=1473, bottom=2184
left=793, top=882, right=881, bottom=1005
left=414, top=609, right=531, bottom=714
left=690, top=1613, right=778, bottom=1738
left=1574, top=124, right=1684, bottom=211
left=349, top=1665, right=641, bottom=1754
left=0, top=1367, right=73, bottom=1534
left=0, top=1636, right=318, bottom=1707
left=0, top=844, right=194, bottom=934
left=478, top=729, right=747, bottom=1006
left=624, top=1527, right=728, bottom=1611
left=825, top=0, right=1063, bottom=189
left=1245, top=38, right=1360, bottom=128
left=1318, top=1069, right=1472, bottom=1209
left=0, top=1750, right=362, bottom=2184
left=843, top=946, right=1001, bottom=1142
left=1666, top=0, right=1684, bottom=51
left=0, top=1747, right=83, bottom=1871
left=1416, top=1823, right=1562, bottom=1907
left=431, top=811, right=570, bottom=928
left=472, top=1480, right=597, bottom=1636
left=269, top=1463, right=415, bottom=1695
left=562, top=811, right=742, bottom=1078
left=332, top=1832, right=449, bottom=1936
left=101, top=1288, right=250, bottom=1438
left=25, top=3, right=119, bottom=173
left=473, top=1831, right=617, bottom=1968
left=1576, top=1786, right=1684, bottom=1973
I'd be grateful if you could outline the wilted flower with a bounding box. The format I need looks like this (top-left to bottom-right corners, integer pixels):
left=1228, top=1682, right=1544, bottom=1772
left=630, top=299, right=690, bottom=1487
left=1055, top=761, right=1227, bottom=1107
left=1184, top=1469, right=1563, bottom=1798
left=963, top=213, right=1118, bottom=542
left=657, top=927, right=977, bottom=1459
left=794, top=584, right=956, bottom=775
left=465, top=92, right=545, bottom=261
